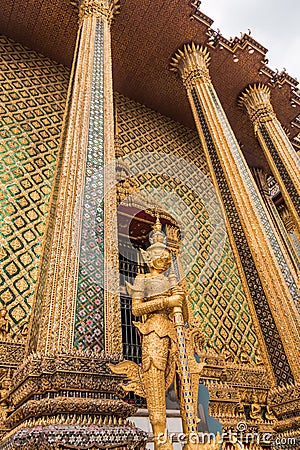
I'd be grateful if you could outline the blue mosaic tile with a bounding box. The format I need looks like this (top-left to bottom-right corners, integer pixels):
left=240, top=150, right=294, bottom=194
left=74, top=21, right=105, bottom=350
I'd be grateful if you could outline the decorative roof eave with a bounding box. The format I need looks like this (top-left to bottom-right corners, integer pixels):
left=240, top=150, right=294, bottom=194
left=189, top=1, right=214, bottom=27
left=189, top=2, right=267, bottom=53
left=189, top=1, right=299, bottom=87
left=188, top=0, right=300, bottom=148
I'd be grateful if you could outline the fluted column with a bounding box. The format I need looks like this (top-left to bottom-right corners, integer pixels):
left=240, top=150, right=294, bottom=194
left=28, top=0, right=122, bottom=356
left=171, top=43, right=300, bottom=385
left=239, top=84, right=300, bottom=236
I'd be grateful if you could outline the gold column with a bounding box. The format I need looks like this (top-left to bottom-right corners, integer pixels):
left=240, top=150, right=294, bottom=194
left=0, top=1, right=147, bottom=448
left=251, top=168, right=300, bottom=275
left=239, top=84, right=300, bottom=236
left=27, top=0, right=122, bottom=356
left=171, top=43, right=300, bottom=383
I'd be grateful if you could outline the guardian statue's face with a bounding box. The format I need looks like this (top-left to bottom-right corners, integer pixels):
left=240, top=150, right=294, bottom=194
left=151, top=248, right=172, bottom=273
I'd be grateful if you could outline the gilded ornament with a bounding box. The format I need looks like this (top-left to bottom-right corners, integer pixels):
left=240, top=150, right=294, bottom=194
left=278, top=203, right=296, bottom=233
left=238, top=84, right=275, bottom=126
left=0, top=370, right=13, bottom=425
left=170, top=43, right=211, bottom=88
left=249, top=393, right=263, bottom=423
left=239, top=347, right=251, bottom=365
left=254, top=347, right=264, bottom=366
left=265, top=405, right=276, bottom=422
left=0, top=307, right=10, bottom=341
left=222, top=343, right=235, bottom=363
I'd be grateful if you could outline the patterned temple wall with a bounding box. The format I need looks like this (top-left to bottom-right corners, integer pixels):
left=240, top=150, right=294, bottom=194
left=115, top=93, right=261, bottom=363
left=0, top=35, right=70, bottom=343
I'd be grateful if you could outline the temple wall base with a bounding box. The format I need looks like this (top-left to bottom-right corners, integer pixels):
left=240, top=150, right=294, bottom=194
left=0, top=423, right=147, bottom=450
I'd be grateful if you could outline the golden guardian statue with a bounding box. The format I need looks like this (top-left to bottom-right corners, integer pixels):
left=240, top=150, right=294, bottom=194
left=110, top=216, right=206, bottom=450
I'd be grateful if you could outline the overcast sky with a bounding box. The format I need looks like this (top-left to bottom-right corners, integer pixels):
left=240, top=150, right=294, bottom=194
left=200, top=0, right=300, bottom=81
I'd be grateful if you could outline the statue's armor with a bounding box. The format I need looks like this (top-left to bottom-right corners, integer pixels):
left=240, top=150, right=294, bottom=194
left=132, top=274, right=177, bottom=371
left=110, top=218, right=196, bottom=450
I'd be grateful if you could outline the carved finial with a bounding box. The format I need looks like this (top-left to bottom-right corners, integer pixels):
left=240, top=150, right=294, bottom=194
left=79, top=0, right=120, bottom=26
left=149, top=213, right=166, bottom=246
left=170, top=43, right=211, bottom=89
left=165, top=224, right=180, bottom=253
left=153, top=211, right=162, bottom=232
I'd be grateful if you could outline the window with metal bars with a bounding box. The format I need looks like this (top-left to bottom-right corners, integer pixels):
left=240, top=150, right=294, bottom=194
left=119, top=238, right=147, bottom=407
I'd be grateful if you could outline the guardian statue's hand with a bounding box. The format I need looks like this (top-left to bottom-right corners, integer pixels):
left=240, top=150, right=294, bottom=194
left=167, top=293, right=184, bottom=308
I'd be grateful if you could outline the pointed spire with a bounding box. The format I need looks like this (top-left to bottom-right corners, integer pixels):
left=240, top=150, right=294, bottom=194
left=153, top=211, right=162, bottom=232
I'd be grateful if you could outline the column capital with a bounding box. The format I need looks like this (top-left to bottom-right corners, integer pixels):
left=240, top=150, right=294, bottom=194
left=79, top=0, right=119, bottom=25
left=170, top=43, right=211, bottom=89
left=238, top=83, right=276, bottom=127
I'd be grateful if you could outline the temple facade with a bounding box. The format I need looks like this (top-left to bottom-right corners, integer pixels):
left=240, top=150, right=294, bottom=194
left=0, top=1, right=299, bottom=449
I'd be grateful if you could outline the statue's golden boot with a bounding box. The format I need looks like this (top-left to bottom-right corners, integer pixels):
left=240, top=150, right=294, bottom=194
left=156, top=440, right=174, bottom=450
left=152, top=422, right=173, bottom=450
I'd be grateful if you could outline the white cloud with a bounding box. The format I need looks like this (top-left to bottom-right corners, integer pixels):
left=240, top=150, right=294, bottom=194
left=200, top=0, right=300, bottom=79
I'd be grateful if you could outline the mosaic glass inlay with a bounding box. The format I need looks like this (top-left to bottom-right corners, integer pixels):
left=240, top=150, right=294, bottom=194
left=74, top=21, right=105, bottom=350
left=0, top=35, right=69, bottom=337
left=191, top=87, right=294, bottom=385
